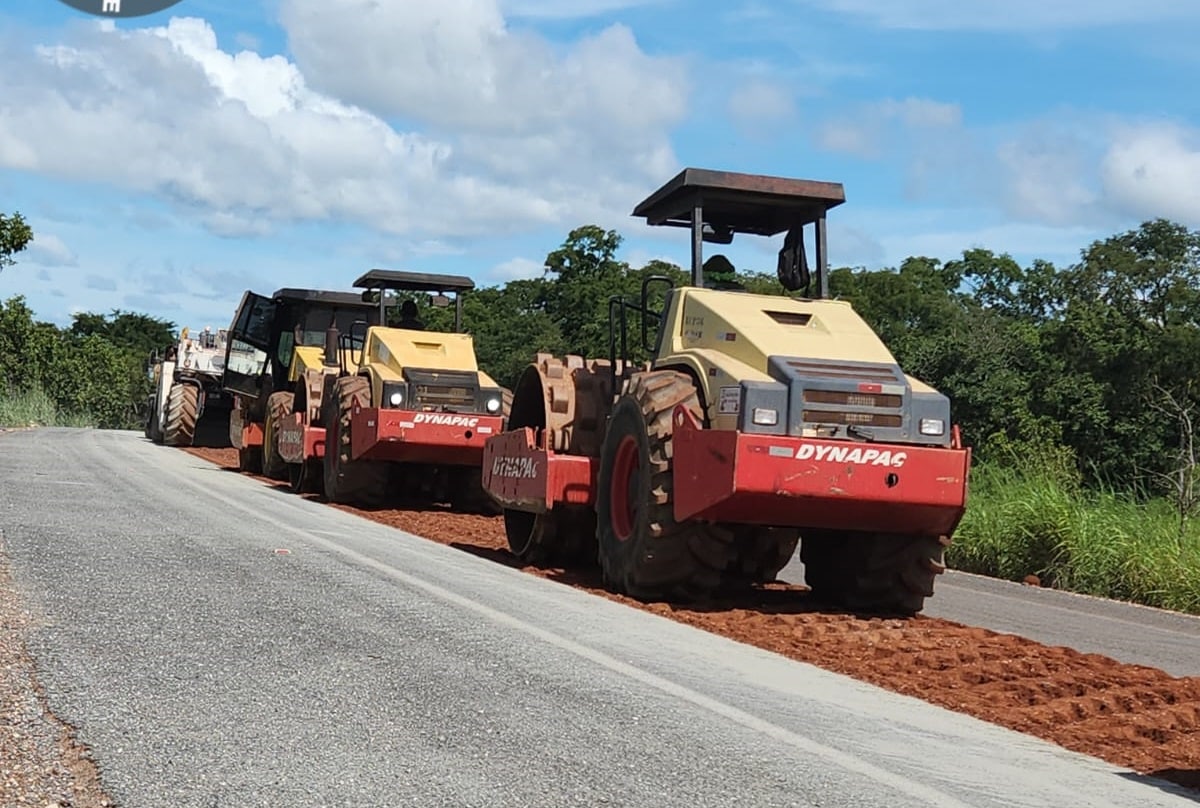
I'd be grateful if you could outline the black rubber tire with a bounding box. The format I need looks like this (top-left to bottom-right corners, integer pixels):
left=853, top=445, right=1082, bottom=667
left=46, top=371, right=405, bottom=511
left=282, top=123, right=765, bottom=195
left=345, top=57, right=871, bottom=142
left=147, top=396, right=164, bottom=444
left=452, top=389, right=513, bottom=515
left=323, top=376, right=388, bottom=506
left=450, top=467, right=502, bottom=515
left=595, top=371, right=735, bottom=601
left=725, top=526, right=801, bottom=588
left=238, top=446, right=263, bottom=474
left=263, top=391, right=294, bottom=481
left=500, top=387, right=513, bottom=430
left=289, top=458, right=323, bottom=495
left=162, top=383, right=199, bottom=447
left=800, top=531, right=948, bottom=615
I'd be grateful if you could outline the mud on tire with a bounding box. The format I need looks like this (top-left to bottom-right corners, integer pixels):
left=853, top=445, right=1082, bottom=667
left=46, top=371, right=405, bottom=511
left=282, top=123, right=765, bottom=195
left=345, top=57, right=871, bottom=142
left=323, top=376, right=388, bottom=507
left=162, top=383, right=199, bottom=447
left=595, top=370, right=736, bottom=601
left=800, top=531, right=949, bottom=615
left=263, top=391, right=294, bottom=481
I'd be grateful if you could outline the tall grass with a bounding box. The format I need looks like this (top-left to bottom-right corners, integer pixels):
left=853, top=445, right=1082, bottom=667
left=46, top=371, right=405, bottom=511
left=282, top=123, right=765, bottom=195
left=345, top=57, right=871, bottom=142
left=0, top=386, right=98, bottom=429
left=951, top=454, right=1200, bottom=615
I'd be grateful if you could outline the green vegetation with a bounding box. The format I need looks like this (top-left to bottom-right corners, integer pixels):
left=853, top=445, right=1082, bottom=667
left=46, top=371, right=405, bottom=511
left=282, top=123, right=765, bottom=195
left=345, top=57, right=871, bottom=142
left=0, top=296, right=175, bottom=430
left=0, top=211, right=32, bottom=272
left=952, top=453, right=1200, bottom=614
left=0, top=386, right=97, bottom=429
left=4, top=209, right=1200, bottom=611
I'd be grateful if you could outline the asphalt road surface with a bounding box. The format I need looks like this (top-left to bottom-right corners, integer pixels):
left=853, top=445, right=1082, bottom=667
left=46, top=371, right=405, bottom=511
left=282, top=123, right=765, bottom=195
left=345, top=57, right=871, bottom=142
left=1, top=428, right=1196, bottom=807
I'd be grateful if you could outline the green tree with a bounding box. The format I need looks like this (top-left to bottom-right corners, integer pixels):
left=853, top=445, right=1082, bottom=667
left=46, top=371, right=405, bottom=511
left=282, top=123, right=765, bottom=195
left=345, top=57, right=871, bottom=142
left=460, top=280, right=566, bottom=388
left=0, top=212, right=33, bottom=271
left=0, top=296, right=56, bottom=391
left=71, top=309, right=177, bottom=357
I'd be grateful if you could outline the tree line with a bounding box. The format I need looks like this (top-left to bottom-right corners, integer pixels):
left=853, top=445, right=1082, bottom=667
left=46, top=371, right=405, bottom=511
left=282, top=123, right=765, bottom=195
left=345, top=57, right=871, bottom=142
left=3, top=212, right=1199, bottom=507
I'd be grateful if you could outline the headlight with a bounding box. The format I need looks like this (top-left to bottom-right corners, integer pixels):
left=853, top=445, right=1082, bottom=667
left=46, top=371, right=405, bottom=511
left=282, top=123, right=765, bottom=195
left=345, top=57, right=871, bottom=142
left=752, top=408, right=778, bottom=426
left=485, top=396, right=502, bottom=414
left=919, top=418, right=945, bottom=436
left=382, top=382, right=406, bottom=408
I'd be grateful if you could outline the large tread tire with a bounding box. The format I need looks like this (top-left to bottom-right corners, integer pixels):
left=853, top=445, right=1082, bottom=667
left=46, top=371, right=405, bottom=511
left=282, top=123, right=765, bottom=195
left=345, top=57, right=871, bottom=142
left=800, top=531, right=948, bottom=615
left=725, top=527, right=801, bottom=588
left=162, top=383, right=199, bottom=447
left=595, top=371, right=736, bottom=602
left=455, top=387, right=514, bottom=515
left=450, top=467, right=502, bottom=515
left=323, top=376, right=388, bottom=507
left=263, top=391, right=294, bottom=481
left=289, top=458, right=323, bottom=495
left=239, top=446, right=263, bottom=474
left=147, top=397, right=165, bottom=444
left=500, top=387, right=514, bottom=430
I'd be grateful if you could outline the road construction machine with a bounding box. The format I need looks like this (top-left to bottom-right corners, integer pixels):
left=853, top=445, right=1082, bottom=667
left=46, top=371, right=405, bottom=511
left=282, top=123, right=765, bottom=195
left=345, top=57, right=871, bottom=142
left=299, top=270, right=511, bottom=511
left=221, top=288, right=382, bottom=478
left=144, top=326, right=233, bottom=447
left=481, top=168, right=971, bottom=614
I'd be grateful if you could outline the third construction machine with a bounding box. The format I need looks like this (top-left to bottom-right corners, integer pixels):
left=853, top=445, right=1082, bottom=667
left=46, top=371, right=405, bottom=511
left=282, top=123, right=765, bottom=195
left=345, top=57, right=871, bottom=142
left=304, top=270, right=511, bottom=511
left=222, top=287, right=382, bottom=478
left=481, top=168, right=971, bottom=614
left=144, top=326, right=232, bottom=447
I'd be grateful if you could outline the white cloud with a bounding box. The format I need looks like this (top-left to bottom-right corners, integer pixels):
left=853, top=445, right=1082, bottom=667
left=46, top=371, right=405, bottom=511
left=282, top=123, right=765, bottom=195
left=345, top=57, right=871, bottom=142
left=279, top=0, right=685, bottom=133
left=877, top=98, right=961, bottom=128
left=498, top=0, right=668, bottom=18
left=727, top=79, right=797, bottom=137
left=812, top=97, right=1200, bottom=231
left=995, top=127, right=1101, bottom=226
left=816, top=121, right=881, bottom=159
left=85, top=274, right=117, bottom=291
left=877, top=220, right=1104, bottom=266
left=795, top=0, right=1200, bottom=31
left=1100, top=123, right=1200, bottom=225
left=24, top=233, right=77, bottom=267
left=0, top=10, right=687, bottom=242
left=489, top=256, right=545, bottom=282
left=278, top=0, right=685, bottom=215
left=816, top=97, right=962, bottom=158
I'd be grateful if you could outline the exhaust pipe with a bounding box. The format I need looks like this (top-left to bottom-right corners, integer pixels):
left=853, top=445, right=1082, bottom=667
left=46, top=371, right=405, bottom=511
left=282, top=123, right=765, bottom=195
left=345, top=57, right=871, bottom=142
left=324, top=326, right=340, bottom=367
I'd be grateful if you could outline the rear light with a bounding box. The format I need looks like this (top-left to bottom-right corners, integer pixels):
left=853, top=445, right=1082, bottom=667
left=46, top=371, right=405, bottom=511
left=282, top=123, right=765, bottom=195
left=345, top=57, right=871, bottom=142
left=919, top=418, right=945, bottom=436
left=752, top=408, right=778, bottom=426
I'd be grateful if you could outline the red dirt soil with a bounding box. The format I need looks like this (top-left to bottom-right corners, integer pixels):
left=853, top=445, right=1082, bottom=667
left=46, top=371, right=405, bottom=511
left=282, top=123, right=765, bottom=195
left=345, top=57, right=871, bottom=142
left=186, top=446, right=1200, bottom=789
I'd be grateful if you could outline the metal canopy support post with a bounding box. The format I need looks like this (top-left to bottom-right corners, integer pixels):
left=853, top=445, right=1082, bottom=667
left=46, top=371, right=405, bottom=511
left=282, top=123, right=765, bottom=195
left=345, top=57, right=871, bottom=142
left=455, top=295, right=463, bottom=333
left=691, top=203, right=704, bottom=287
left=378, top=288, right=387, bottom=326
left=816, top=212, right=828, bottom=300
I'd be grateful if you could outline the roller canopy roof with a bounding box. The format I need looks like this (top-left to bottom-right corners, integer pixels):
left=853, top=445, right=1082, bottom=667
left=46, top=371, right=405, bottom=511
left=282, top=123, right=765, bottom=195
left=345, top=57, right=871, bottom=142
left=632, top=167, right=845, bottom=237
left=270, top=288, right=378, bottom=308
left=353, top=269, right=476, bottom=293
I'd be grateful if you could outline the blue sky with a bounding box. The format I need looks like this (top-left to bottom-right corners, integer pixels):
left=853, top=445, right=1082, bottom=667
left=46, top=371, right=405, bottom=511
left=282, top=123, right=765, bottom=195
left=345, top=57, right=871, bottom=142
left=2, top=0, right=1198, bottom=332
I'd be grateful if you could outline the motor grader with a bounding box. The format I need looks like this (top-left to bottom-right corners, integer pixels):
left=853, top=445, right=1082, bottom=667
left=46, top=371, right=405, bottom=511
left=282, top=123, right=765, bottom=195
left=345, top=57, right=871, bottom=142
left=481, top=168, right=971, bottom=614
left=144, top=326, right=233, bottom=447
left=221, top=287, right=382, bottom=479
left=303, top=269, right=511, bottom=511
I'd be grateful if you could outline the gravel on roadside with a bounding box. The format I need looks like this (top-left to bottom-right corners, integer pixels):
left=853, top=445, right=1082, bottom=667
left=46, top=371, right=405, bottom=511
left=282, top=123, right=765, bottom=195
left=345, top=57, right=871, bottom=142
left=0, top=533, right=114, bottom=807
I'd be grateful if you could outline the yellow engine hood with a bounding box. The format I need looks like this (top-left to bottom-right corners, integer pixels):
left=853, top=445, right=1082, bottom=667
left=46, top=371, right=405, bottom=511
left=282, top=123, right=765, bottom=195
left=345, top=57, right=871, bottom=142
left=364, top=327, right=481, bottom=378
